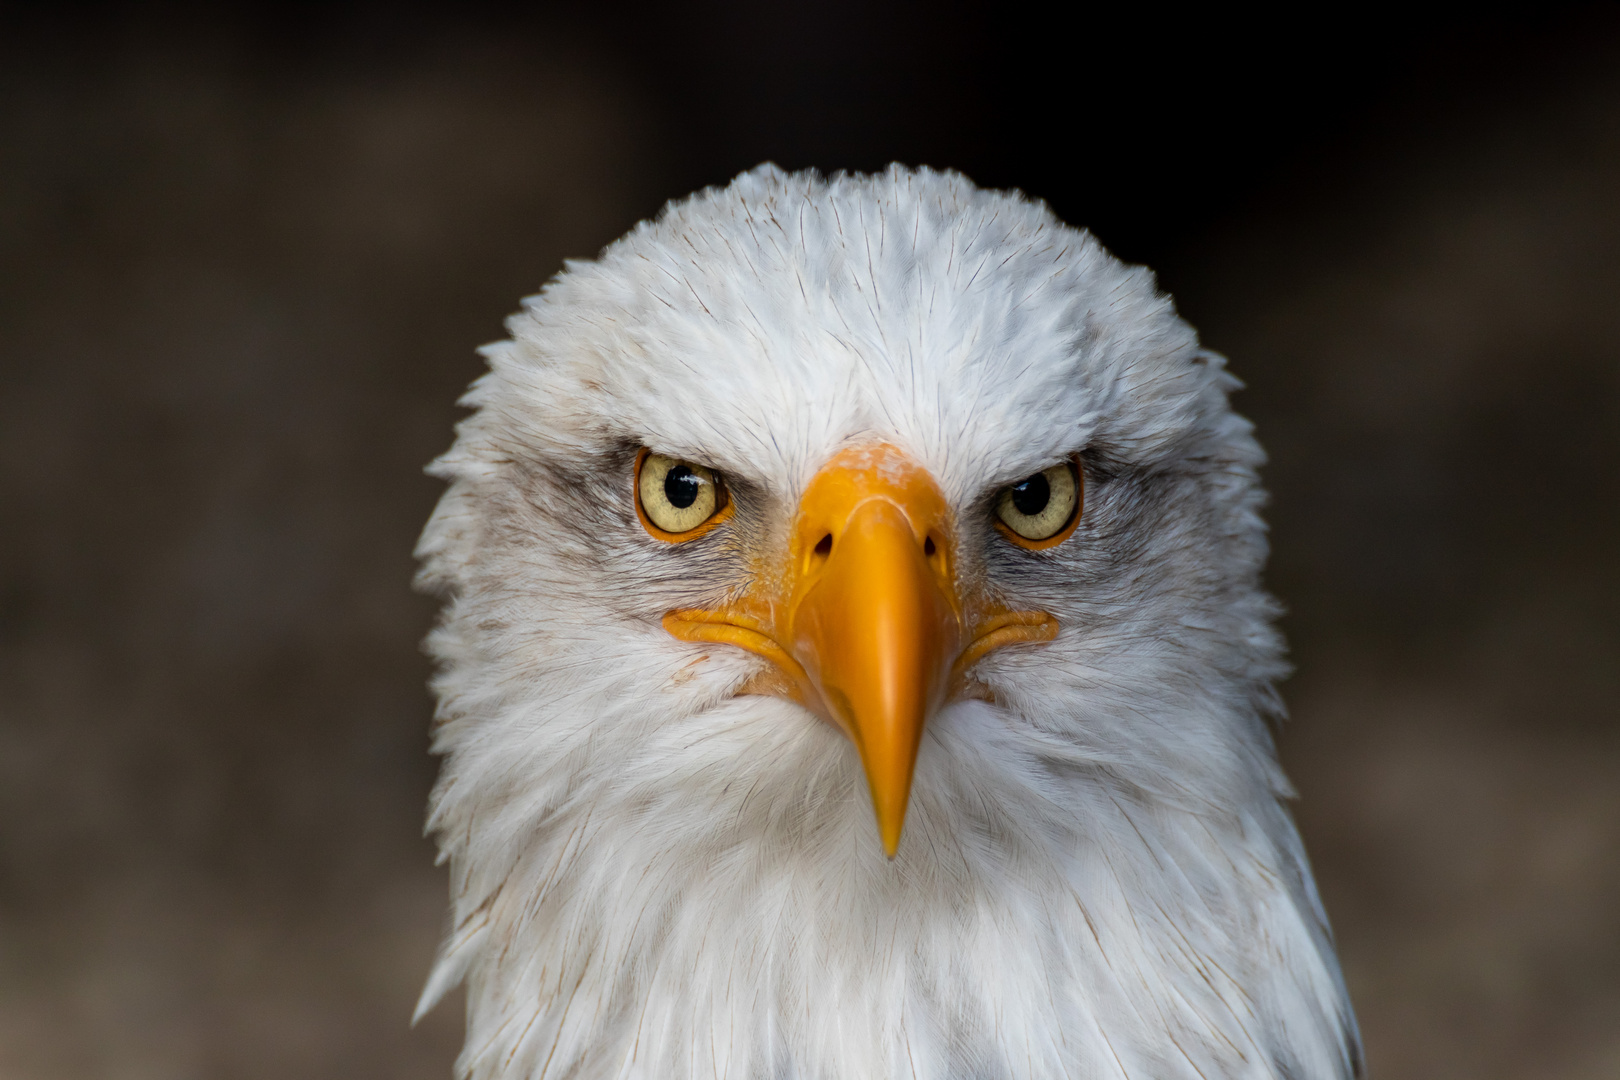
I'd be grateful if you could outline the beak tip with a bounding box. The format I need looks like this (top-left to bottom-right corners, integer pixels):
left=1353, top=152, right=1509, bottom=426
left=875, top=803, right=907, bottom=859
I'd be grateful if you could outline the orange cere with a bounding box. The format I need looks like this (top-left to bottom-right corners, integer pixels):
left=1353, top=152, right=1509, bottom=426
left=663, top=444, right=1058, bottom=856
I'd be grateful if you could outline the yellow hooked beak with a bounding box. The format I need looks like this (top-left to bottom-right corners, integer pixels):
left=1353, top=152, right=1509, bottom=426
left=664, top=445, right=1056, bottom=856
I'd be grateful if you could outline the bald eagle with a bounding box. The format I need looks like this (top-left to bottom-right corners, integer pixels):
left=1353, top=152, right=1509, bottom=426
left=413, top=165, right=1362, bottom=1080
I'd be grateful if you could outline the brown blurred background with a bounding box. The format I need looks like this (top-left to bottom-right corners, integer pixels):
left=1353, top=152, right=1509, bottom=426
left=1, top=4, right=1616, bottom=1077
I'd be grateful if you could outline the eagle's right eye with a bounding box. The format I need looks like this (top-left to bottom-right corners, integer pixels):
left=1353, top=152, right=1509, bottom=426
left=636, top=450, right=730, bottom=540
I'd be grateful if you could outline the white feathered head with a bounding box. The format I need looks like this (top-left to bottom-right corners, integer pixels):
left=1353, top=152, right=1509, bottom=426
left=415, top=165, right=1360, bottom=1080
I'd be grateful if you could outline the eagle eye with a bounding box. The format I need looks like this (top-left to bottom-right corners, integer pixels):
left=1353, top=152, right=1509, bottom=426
left=995, top=461, right=1082, bottom=549
left=636, top=450, right=730, bottom=540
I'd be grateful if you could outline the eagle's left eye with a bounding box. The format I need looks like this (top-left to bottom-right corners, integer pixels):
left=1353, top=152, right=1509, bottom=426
left=995, top=460, right=1082, bottom=549
left=636, top=450, right=730, bottom=540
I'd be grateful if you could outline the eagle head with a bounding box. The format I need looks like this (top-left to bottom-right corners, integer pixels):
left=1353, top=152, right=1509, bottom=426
left=414, top=165, right=1360, bottom=1080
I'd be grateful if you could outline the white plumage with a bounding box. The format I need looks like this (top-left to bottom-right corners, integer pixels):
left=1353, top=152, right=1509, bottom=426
left=415, top=165, right=1361, bottom=1079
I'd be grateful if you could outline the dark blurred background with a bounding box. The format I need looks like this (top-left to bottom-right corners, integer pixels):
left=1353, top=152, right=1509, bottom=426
left=2, top=3, right=1617, bottom=1077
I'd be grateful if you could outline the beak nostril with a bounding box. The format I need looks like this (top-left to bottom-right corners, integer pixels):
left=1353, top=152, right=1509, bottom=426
left=923, top=535, right=936, bottom=558
left=814, top=533, right=833, bottom=557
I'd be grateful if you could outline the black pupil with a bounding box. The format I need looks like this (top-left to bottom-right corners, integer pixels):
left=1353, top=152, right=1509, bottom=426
left=664, top=464, right=701, bottom=509
left=1011, top=473, right=1050, bottom=516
